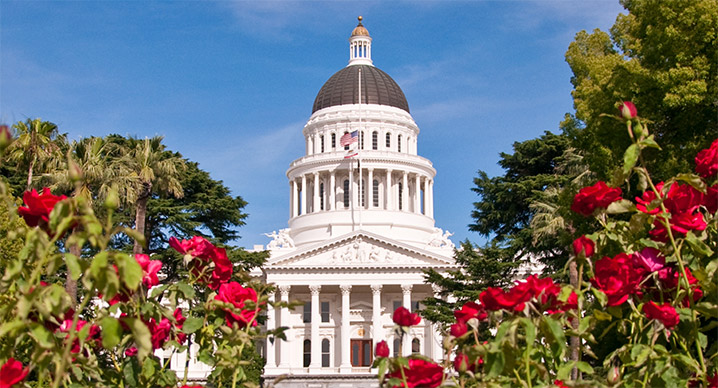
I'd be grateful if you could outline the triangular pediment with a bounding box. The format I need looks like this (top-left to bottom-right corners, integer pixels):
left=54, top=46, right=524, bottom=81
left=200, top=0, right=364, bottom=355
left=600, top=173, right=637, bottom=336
left=265, top=231, right=455, bottom=269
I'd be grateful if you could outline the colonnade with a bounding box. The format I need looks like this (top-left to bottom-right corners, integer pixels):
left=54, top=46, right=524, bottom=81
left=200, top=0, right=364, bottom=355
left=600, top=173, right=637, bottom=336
left=264, top=283, right=432, bottom=372
left=289, top=168, right=433, bottom=218
left=305, top=129, right=417, bottom=156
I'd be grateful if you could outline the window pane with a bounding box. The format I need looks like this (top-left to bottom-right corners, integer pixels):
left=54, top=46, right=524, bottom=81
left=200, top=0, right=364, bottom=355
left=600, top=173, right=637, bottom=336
left=352, top=343, right=359, bottom=366
left=321, top=301, right=330, bottom=322
left=343, top=180, right=349, bottom=208
left=303, top=302, right=311, bottom=323
left=393, top=338, right=400, bottom=357
left=373, top=179, right=379, bottom=207
left=386, top=133, right=390, bottom=148
left=372, top=131, right=378, bottom=150
left=303, top=340, right=311, bottom=367
left=322, top=338, right=330, bottom=352
left=332, top=133, right=336, bottom=148
left=322, top=353, right=330, bottom=367
left=393, top=300, right=402, bottom=312
left=412, top=338, right=420, bottom=353
left=363, top=342, right=371, bottom=366
left=398, top=135, right=402, bottom=152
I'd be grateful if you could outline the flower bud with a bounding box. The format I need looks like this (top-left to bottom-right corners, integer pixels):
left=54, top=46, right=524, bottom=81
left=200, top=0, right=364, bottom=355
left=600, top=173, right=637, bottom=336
left=450, top=321, right=468, bottom=337
left=607, top=365, right=621, bottom=385
left=375, top=340, right=389, bottom=358
left=454, top=353, right=469, bottom=374
left=618, top=101, right=637, bottom=120
left=68, top=159, right=83, bottom=182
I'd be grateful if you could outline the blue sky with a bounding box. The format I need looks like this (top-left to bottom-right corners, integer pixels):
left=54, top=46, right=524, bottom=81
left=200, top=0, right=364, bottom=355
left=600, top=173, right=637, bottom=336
left=1, top=0, right=625, bottom=249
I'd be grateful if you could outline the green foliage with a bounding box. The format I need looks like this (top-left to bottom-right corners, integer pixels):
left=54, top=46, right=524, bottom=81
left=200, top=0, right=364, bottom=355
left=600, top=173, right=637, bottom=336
left=565, top=0, right=718, bottom=181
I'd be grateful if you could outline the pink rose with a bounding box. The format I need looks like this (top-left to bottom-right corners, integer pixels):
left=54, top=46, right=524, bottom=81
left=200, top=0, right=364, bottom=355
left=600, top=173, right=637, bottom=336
left=632, top=247, right=665, bottom=272
left=169, top=236, right=233, bottom=289
left=135, top=254, right=162, bottom=288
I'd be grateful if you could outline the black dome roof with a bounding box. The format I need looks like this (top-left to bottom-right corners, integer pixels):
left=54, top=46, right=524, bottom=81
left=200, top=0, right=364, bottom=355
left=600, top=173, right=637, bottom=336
left=312, top=65, right=410, bottom=114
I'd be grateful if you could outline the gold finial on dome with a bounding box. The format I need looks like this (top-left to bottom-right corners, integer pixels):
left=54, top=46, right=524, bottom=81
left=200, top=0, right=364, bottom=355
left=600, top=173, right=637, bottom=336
left=351, top=16, right=370, bottom=37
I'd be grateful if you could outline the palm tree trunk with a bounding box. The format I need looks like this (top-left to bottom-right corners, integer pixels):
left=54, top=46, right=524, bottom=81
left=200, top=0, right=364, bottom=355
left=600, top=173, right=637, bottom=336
left=26, top=156, right=35, bottom=190
left=133, top=193, right=149, bottom=255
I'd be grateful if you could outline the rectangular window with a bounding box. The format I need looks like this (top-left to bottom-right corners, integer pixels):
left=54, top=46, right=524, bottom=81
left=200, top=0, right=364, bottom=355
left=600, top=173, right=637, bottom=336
left=321, top=339, right=330, bottom=367
left=393, top=300, right=402, bottom=312
left=372, top=131, right=378, bottom=150
left=303, top=302, right=311, bottom=323
left=373, top=179, right=379, bottom=207
left=413, top=301, right=421, bottom=312
left=398, top=182, right=403, bottom=210
left=351, top=339, right=373, bottom=367
left=321, top=301, right=330, bottom=322
left=321, top=136, right=325, bottom=153
left=386, top=133, right=391, bottom=148
left=332, top=133, right=336, bottom=149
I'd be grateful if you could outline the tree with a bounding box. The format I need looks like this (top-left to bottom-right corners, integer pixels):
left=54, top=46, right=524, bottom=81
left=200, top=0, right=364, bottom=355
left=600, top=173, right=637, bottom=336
left=565, top=0, right=718, bottom=181
left=122, top=136, right=184, bottom=255
left=6, top=119, right=66, bottom=190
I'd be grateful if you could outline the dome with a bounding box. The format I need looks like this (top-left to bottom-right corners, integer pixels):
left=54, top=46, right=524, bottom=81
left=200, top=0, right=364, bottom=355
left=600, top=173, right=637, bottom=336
left=312, top=65, right=410, bottom=113
left=351, top=16, right=369, bottom=37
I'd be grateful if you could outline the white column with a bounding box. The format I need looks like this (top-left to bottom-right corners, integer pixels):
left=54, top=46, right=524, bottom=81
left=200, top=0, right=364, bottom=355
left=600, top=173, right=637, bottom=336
left=307, top=136, right=313, bottom=155
left=300, top=175, right=307, bottom=216
left=428, top=179, right=434, bottom=218
left=278, top=285, right=291, bottom=369
left=414, top=174, right=420, bottom=213
left=329, top=171, right=335, bottom=211
left=340, top=284, right=352, bottom=372
left=290, top=181, right=295, bottom=218
left=367, top=169, right=374, bottom=209
left=313, top=173, right=320, bottom=213
left=385, top=169, right=392, bottom=210
left=266, top=291, right=276, bottom=369
left=371, top=284, right=382, bottom=344
left=309, top=285, right=321, bottom=371
left=431, top=284, right=443, bottom=361
left=401, top=172, right=408, bottom=212
left=401, top=284, right=413, bottom=356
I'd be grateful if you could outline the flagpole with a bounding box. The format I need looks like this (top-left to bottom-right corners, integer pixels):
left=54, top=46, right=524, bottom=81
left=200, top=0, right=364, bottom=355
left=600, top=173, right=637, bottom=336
left=358, top=67, right=363, bottom=230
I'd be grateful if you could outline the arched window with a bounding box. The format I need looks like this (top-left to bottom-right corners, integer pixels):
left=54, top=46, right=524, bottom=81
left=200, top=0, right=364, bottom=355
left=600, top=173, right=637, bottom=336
left=321, top=339, right=330, bottom=367
left=320, top=136, right=325, bottom=153
left=373, top=179, right=379, bottom=207
left=331, top=133, right=336, bottom=149
left=386, top=133, right=391, bottom=148
left=398, top=182, right=403, bottom=210
left=372, top=131, right=378, bottom=150
left=398, top=135, right=402, bottom=152
left=412, top=338, right=420, bottom=354
left=344, top=132, right=350, bottom=150
left=343, top=180, right=349, bottom=208
left=303, top=339, right=311, bottom=367
left=320, top=182, right=324, bottom=210
left=393, top=338, right=401, bottom=357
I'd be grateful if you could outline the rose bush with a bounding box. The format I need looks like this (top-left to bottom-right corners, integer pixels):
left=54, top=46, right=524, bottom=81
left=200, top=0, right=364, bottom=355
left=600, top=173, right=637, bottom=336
left=375, top=104, right=717, bottom=387
left=0, top=148, right=284, bottom=388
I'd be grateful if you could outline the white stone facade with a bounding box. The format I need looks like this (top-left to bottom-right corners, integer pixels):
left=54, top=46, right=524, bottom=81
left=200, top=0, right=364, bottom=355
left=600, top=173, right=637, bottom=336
left=259, top=18, right=456, bottom=388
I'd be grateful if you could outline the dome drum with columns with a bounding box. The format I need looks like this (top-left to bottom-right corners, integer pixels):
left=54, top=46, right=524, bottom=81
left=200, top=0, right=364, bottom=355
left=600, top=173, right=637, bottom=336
left=259, top=18, right=456, bottom=388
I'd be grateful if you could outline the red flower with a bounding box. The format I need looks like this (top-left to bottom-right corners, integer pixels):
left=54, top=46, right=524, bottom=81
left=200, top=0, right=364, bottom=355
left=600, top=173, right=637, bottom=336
left=572, top=235, right=595, bottom=258
left=386, top=358, right=443, bottom=388
left=641, top=182, right=708, bottom=241
left=571, top=181, right=622, bottom=216
left=479, top=275, right=563, bottom=313
left=554, top=380, right=569, bottom=388
left=147, top=317, right=172, bottom=350
left=657, top=266, right=703, bottom=305
left=375, top=340, right=389, bottom=358
left=590, top=253, right=643, bottom=306
left=618, top=101, right=638, bottom=120
left=125, top=347, right=138, bottom=357
left=453, top=301, right=487, bottom=323
left=173, top=308, right=188, bottom=344
left=0, top=358, right=29, bottom=388
left=135, top=254, right=162, bottom=288
left=643, top=301, right=679, bottom=328
left=450, top=321, right=468, bottom=337
left=214, top=282, right=259, bottom=328
left=695, top=139, right=718, bottom=179
left=392, top=306, right=421, bottom=327
left=706, top=185, right=718, bottom=214
left=58, top=319, right=101, bottom=353
left=17, top=188, right=67, bottom=230
left=169, top=236, right=233, bottom=289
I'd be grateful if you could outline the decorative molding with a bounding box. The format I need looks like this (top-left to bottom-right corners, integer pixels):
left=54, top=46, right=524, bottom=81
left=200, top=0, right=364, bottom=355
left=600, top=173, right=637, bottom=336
left=279, top=285, right=291, bottom=297
left=370, top=284, right=383, bottom=294
left=401, top=284, right=413, bottom=294
left=309, top=285, right=321, bottom=296
left=340, top=284, right=352, bottom=295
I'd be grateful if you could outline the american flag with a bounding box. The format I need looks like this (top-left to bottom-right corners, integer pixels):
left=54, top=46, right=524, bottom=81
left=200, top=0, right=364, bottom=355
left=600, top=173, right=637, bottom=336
left=340, top=130, right=358, bottom=147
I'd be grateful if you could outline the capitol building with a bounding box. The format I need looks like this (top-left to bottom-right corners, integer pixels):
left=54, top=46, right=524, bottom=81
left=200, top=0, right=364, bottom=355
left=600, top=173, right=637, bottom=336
left=257, top=17, right=457, bottom=388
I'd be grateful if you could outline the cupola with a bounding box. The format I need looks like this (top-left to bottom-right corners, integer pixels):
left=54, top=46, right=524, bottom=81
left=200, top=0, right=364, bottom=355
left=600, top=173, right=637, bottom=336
left=348, top=16, right=372, bottom=66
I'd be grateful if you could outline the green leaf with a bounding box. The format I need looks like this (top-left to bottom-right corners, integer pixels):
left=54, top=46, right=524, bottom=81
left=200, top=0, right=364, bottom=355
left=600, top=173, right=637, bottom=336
left=175, top=282, right=195, bottom=299
left=485, top=351, right=505, bottom=378
left=90, top=252, right=108, bottom=279
left=638, top=135, right=661, bottom=150
left=30, top=324, right=55, bottom=349
left=100, top=316, right=122, bottom=349
left=128, top=318, right=152, bottom=360
left=65, top=253, right=82, bottom=281
left=556, top=362, right=574, bottom=381
left=694, top=302, right=718, bottom=318
left=182, top=316, right=203, bottom=334
left=540, top=317, right=566, bottom=356
left=607, top=199, right=636, bottom=214
left=675, top=173, right=707, bottom=192
left=520, top=318, right=537, bottom=346
left=576, top=361, right=594, bottom=374
left=141, top=357, right=156, bottom=379
left=684, top=231, right=714, bottom=257
left=623, top=144, right=639, bottom=175
left=116, top=253, right=142, bottom=291
left=631, top=344, right=651, bottom=367
left=592, top=288, right=608, bottom=308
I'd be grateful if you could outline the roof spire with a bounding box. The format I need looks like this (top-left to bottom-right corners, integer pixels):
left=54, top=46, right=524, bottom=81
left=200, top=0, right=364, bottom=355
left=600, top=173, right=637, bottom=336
left=348, top=16, right=373, bottom=66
